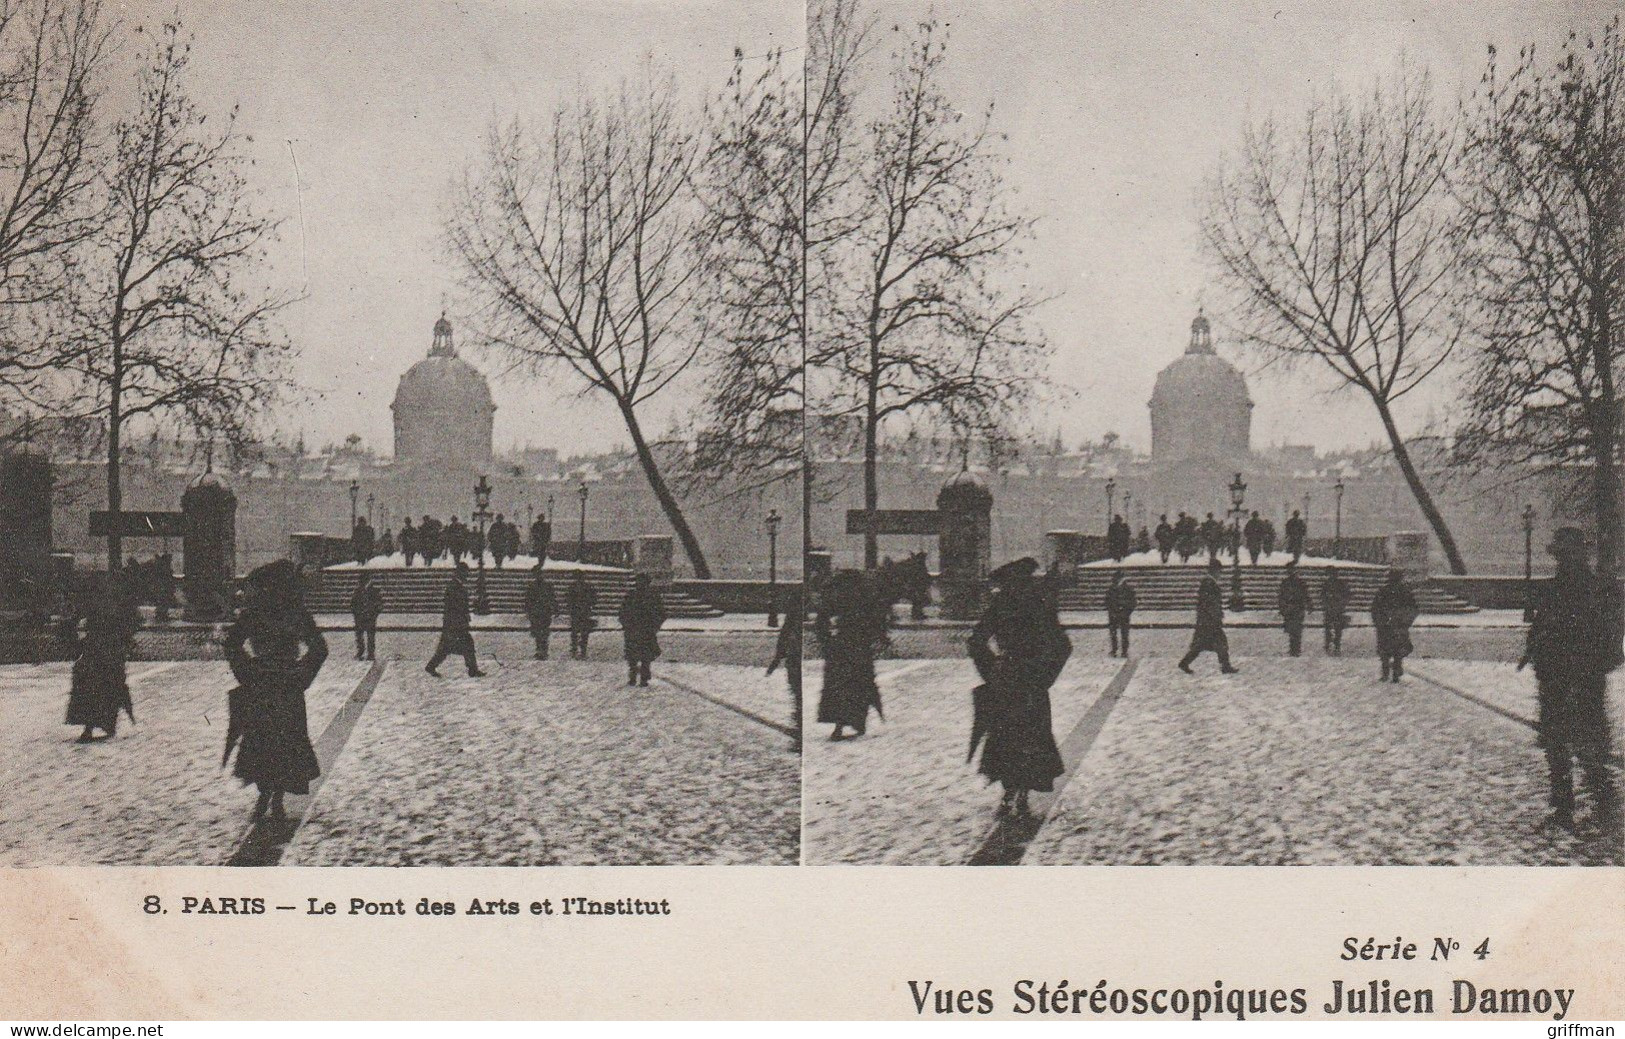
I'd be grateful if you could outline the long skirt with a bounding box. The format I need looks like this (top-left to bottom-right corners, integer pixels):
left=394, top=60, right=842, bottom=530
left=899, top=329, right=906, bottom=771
left=65, top=652, right=131, bottom=735
left=979, top=681, right=1064, bottom=793
left=817, top=641, right=880, bottom=729
left=233, top=680, right=320, bottom=795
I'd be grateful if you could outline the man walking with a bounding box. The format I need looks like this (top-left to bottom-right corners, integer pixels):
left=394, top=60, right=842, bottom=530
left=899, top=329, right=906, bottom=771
left=400, top=517, right=418, bottom=567
left=1179, top=557, right=1238, bottom=674
left=1277, top=560, right=1309, bottom=657
left=522, top=563, right=554, bottom=660
left=1321, top=566, right=1349, bottom=655
left=350, top=572, right=383, bottom=662
left=351, top=515, right=374, bottom=565
left=1521, top=526, right=1622, bottom=835
left=1107, top=513, right=1131, bottom=562
left=1104, top=570, right=1137, bottom=658
left=566, top=572, right=597, bottom=659
left=419, top=515, right=442, bottom=566
left=1154, top=514, right=1175, bottom=565
left=1200, top=512, right=1225, bottom=562
left=1371, top=569, right=1417, bottom=682
left=1285, top=509, right=1308, bottom=563
left=426, top=562, right=485, bottom=677
left=530, top=513, right=552, bottom=563
left=1244, top=510, right=1266, bottom=566
left=619, top=573, right=667, bottom=687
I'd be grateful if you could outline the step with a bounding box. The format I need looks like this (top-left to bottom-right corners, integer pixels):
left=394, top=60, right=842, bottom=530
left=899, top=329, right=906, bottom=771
left=303, top=568, right=724, bottom=618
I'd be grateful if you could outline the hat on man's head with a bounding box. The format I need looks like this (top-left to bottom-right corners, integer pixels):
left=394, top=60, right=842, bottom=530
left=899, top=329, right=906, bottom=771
left=1207, top=556, right=1222, bottom=572
left=1548, top=526, right=1588, bottom=559
left=988, top=557, right=1040, bottom=586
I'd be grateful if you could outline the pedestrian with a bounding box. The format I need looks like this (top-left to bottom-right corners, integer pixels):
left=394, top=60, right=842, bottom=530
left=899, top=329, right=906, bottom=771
left=1107, top=513, right=1131, bottom=562
left=1104, top=569, right=1136, bottom=658
left=1175, top=512, right=1198, bottom=564
left=426, top=561, right=484, bottom=677
left=1154, top=514, right=1175, bottom=565
left=768, top=591, right=803, bottom=751
left=445, top=516, right=468, bottom=564
left=1321, top=567, right=1349, bottom=655
left=491, top=514, right=509, bottom=569
left=530, top=513, right=552, bottom=563
left=1135, top=525, right=1152, bottom=556
left=1200, top=512, right=1225, bottom=562
left=400, top=517, right=418, bottom=567
left=968, top=557, right=1073, bottom=817
left=222, top=560, right=326, bottom=822
left=523, top=563, right=555, bottom=660
left=1278, top=560, right=1309, bottom=657
left=1244, top=511, right=1265, bottom=566
left=1179, top=557, right=1239, bottom=674
left=349, top=572, right=382, bottom=661
left=1285, top=509, right=1308, bottom=563
left=816, top=570, right=884, bottom=741
left=1261, top=518, right=1277, bottom=558
left=1520, top=526, right=1623, bottom=835
left=1370, top=569, right=1417, bottom=682
left=619, top=573, right=667, bottom=687
left=566, top=572, right=597, bottom=658
left=376, top=526, right=394, bottom=560
left=65, top=573, right=141, bottom=743
left=418, top=515, right=442, bottom=566
left=351, top=515, right=374, bottom=565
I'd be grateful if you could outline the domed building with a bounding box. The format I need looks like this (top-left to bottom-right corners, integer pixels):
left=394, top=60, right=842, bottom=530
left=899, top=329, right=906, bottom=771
left=1148, top=312, right=1252, bottom=466
left=391, top=314, right=495, bottom=472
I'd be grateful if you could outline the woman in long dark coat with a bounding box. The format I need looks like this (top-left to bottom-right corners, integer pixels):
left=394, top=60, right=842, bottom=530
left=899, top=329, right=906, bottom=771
left=816, top=571, right=884, bottom=741
left=224, top=560, right=328, bottom=821
left=65, top=576, right=141, bottom=742
left=619, top=573, right=666, bottom=686
left=969, top=557, right=1072, bottom=816
left=1370, top=569, right=1418, bottom=683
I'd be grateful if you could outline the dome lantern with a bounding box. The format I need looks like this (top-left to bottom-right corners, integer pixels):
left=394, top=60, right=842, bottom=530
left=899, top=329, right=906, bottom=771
left=430, top=312, right=456, bottom=357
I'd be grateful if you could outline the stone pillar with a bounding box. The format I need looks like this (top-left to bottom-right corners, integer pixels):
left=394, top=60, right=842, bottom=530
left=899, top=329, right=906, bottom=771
left=0, top=452, right=53, bottom=617
left=182, top=475, right=237, bottom=622
left=1044, top=530, right=1083, bottom=581
left=636, top=534, right=674, bottom=587
left=937, top=471, right=993, bottom=621
left=1388, top=531, right=1430, bottom=581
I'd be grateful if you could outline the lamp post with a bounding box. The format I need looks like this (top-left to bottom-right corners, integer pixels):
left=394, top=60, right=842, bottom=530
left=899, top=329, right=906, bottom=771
left=473, top=475, right=492, bottom=614
left=366, top=493, right=375, bottom=526
left=1333, top=478, right=1345, bottom=558
left=547, top=494, right=556, bottom=522
left=1123, top=491, right=1134, bottom=530
left=348, top=479, right=359, bottom=529
left=1228, top=473, right=1248, bottom=610
left=1523, top=504, right=1537, bottom=622
left=765, top=508, right=782, bottom=629
left=1105, top=477, right=1116, bottom=531
left=577, top=482, right=589, bottom=548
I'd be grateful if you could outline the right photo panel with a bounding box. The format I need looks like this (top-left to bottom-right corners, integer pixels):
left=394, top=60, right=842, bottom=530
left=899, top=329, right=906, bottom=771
left=800, top=0, right=1624, bottom=867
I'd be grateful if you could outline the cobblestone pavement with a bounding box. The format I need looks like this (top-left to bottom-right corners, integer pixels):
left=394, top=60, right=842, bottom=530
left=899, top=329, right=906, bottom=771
left=286, top=659, right=798, bottom=866
left=0, top=660, right=367, bottom=865
left=1407, top=659, right=1625, bottom=736
left=1028, top=656, right=1617, bottom=866
left=802, top=656, right=1124, bottom=864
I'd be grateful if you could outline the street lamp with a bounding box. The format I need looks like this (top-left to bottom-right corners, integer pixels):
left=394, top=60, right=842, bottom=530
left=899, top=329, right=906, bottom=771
left=473, top=475, right=493, bottom=614
left=577, top=482, right=589, bottom=547
left=1332, top=478, right=1345, bottom=558
left=1523, top=504, right=1537, bottom=622
left=1105, top=477, right=1116, bottom=532
left=348, top=479, right=360, bottom=529
left=1228, top=473, right=1248, bottom=610
left=547, top=494, right=556, bottom=522
left=765, top=508, right=782, bottom=629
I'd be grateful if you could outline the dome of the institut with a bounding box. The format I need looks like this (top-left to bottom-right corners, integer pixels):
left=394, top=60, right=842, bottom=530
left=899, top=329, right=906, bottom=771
left=391, top=314, right=496, bottom=471
left=1148, top=312, right=1253, bottom=464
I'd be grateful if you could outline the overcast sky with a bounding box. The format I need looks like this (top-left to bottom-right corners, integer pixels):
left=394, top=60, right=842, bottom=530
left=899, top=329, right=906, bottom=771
left=122, top=0, right=1599, bottom=457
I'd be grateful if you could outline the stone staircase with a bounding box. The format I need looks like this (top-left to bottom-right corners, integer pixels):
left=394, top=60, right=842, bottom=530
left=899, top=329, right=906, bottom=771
left=1060, top=563, right=1479, bottom=615
left=304, top=567, right=724, bottom=618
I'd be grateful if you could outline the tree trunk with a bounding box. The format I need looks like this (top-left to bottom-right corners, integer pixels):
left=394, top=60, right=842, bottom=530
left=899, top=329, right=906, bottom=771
left=105, top=332, right=123, bottom=571
left=1374, top=400, right=1468, bottom=574
left=862, top=330, right=880, bottom=570
left=618, top=400, right=712, bottom=579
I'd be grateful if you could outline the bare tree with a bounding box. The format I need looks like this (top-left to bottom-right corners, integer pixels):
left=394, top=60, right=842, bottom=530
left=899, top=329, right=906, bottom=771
left=830, top=17, right=1049, bottom=568
left=72, top=19, right=293, bottom=567
left=1200, top=62, right=1469, bottom=574
left=0, top=0, right=108, bottom=417
left=1455, top=21, right=1625, bottom=583
left=447, top=77, right=714, bottom=578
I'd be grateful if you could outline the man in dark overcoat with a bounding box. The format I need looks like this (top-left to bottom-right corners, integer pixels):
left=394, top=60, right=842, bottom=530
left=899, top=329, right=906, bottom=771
left=1278, top=561, right=1309, bottom=657
left=530, top=515, right=553, bottom=563
left=491, top=514, right=510, bottom=569
left=1321, top=567, right=1350, bottom=655
left=349, top=572, right=383, bottom=662
left=418, top=515, right=442, bottom=566
left=351, top=516, right=374, bottom=564
left=1285, top=510, right=1308, bottom=563
left=1521, top=526, right=1622, bottom=834
left=1154, top=514, right=1175, bottom=564
left=1179, top=557, right=1238, bottom=674
left=1200, top=512, right=1225, bottom=562
left=619, top=573, right=667, bottom=686
left=400, top=518, right=418, bottom=567
left=1104, top=570, right=1137, bottom=658
left=1244, top=511, right=1266, bottom=566
left=1370, top=569, right=1417, bottom=682
left=523, top=563, right=555, bottom=660
left=1107, top=514, right=1131, bottom=562
left=426, top=562, right=484, bottom=677
left=1175, top=512, right=1198, bottom=563
left=566, top=572, right=597, bottom=658
left=445, top=516, right=469, bottom=564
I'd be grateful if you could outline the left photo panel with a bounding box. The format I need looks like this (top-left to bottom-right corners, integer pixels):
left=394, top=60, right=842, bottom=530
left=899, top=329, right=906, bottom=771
left=0, top=0, right=804, bottom=867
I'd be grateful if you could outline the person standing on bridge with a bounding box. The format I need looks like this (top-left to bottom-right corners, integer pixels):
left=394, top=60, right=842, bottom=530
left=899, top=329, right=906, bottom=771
left=1321, top=567, right=1350, bottom=655
left=619, top=573, right=667, bottom=687
left=1104, top=570, right=1137, bottom=658
left=523, top=563, right=555, bottom=660
left=968, top=557, right=1072, bottom=818
left=566, top=573, right=598, bottom=658
left=223, top=560, right=327, bottom=822
left=1521, top=526, right=1622, bottom=835
left=1370, top=569, right=1417, bottom=682
left=1277, top=561, right=1309, bottom=657
left=350, top=572, right=383, bottom=662
left=426, top=562, right=484, bottom=677
left=1154, top=514, right=1175, bottom=564
left=1179, top=557, right=1238, bottom=674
